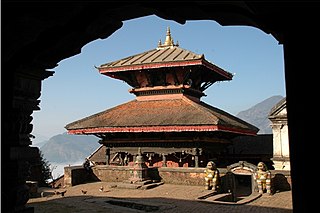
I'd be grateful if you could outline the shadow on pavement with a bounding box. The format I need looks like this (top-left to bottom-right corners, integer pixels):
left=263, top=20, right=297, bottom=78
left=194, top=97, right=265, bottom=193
left=27, top=193, right=293, bottom=213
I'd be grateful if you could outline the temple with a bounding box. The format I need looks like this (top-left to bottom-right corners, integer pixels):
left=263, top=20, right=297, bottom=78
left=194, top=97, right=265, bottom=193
left=65, top=27, right=259, bottom=168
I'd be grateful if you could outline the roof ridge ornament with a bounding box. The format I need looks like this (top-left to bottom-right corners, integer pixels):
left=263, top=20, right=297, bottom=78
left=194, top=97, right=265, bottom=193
left=157, top=27, right=179, bottom=49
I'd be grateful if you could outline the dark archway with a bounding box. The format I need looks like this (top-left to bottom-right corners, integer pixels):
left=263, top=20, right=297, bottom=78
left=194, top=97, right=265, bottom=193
left=2, top=1, right=317, bottom=212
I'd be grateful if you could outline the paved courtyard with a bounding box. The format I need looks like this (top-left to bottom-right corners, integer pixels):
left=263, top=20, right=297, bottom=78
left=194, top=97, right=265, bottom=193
left=27, top=182, right=292, bottom=213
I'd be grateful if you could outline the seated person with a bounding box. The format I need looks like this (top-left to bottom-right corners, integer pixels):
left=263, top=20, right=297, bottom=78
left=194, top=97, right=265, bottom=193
left=83, top=158, right=91, bottom=172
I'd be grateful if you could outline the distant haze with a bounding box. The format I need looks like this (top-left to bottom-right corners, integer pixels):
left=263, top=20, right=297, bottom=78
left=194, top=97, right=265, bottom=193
left=35, top=133, right=99, bottom=163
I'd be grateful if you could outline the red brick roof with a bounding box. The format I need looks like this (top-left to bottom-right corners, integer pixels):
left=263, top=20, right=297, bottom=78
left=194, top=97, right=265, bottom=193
left=65, top=96, right=258, bottom=135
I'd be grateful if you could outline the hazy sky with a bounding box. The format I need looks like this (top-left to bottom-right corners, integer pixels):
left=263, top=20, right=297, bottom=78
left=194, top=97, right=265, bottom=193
left=31, top=15, right=286, bottom=143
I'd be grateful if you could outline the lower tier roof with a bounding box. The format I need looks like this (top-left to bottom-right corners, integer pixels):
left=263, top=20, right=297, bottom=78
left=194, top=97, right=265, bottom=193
left=65, top=96, right=259, bottom=136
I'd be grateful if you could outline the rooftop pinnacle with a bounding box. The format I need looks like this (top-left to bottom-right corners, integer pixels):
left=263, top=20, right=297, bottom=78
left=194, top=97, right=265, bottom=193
left=157, top=27, right=179, bottom=49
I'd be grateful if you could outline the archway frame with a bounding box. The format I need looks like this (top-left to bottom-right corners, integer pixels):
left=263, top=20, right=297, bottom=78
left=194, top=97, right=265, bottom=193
left=2, top=1, right=317, bottom=212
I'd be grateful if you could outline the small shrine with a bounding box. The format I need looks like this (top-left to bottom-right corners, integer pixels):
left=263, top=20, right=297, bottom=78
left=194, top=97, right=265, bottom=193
left=198, top=161, right=271, bottom=205
left=65, top=27, right=259, bottom=168
left=269, top=97, right=290, bottom=170
left=129, top=148, right=149, bottom=183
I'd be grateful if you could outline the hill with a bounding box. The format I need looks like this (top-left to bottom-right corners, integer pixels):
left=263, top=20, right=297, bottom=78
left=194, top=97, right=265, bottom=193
left=39, top=132, right=100, bottom=163
left=236, top=95, right=284, bottom=134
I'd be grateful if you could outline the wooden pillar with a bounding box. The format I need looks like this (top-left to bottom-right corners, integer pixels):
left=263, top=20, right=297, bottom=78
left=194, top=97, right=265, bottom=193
left=162, top=154, right=167, bottom=167
left=194, top=155, right=199, bottom=168
left=193, top=148, right=199, bottom=168
left=105, top=147, right=110, bottom=165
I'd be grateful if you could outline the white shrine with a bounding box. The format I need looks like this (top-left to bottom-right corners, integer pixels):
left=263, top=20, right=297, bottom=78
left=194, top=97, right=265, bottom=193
left=269, top=97, right=290, bottom=170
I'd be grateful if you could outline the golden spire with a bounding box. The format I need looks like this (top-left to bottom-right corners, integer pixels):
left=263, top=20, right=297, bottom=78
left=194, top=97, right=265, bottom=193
left=157, top=27, right=179, bottom=49
left=164, top=27, right=174, bottom=46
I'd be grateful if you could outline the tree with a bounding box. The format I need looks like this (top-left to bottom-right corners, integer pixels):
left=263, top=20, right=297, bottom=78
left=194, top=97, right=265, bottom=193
left=29, top=150, right=52, bottom=187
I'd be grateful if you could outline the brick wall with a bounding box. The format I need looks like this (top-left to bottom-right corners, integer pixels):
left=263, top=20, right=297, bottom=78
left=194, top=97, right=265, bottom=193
left=64, top=165, right=292, bottom=192
left=92, top=165, right=132, bottom=182
left=64, top=166, right=98, bottom=187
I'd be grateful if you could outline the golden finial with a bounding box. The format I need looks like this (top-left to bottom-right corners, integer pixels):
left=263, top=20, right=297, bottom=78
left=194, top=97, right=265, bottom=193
left=157, top=26, right=178, bottom=49
left=164, top=27, right=173, bottom=46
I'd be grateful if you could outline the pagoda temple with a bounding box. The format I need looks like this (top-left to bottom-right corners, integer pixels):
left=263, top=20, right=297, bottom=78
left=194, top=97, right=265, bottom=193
left=65, top=27, right=259, bottom=168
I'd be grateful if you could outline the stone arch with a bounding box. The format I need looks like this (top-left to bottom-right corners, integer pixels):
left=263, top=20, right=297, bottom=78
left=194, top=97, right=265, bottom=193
left=2, top=1, right=317, bottom=212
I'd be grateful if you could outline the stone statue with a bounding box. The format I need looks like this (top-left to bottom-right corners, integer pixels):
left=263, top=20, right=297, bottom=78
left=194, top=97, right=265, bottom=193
left=204, top=161, right=220, bottom=191
left=254, top=162, right=271, bottom=194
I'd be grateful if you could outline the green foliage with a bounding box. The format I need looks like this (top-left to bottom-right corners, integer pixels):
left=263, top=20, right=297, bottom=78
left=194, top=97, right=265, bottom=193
left=38, top=150, right=52, bottom=187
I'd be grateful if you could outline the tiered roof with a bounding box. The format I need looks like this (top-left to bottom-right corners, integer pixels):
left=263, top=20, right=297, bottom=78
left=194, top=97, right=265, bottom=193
left=65, top=27, right=258, bottom=137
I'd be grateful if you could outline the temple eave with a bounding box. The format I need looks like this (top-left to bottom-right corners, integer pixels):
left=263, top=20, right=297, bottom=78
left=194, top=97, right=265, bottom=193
left=100, top=138, right=231, bottom=144
left=98, top=60, right=232, bottom=80
left=98, top=60, right=203, bottom=73
left=202, top=60, right=233, bottom=80
left=67, top=125, right=257, bottom=135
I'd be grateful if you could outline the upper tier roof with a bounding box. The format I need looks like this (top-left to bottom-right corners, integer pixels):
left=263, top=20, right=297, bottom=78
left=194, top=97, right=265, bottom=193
left=98, top=46, right=232, bottom=80
left=97, top=27, right=233, bottom=81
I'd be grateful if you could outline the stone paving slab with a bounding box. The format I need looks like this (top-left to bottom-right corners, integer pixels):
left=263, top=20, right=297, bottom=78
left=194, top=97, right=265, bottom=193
left=27, top=182, right=293, bottom=213
left=197, top=191, right=262, bottom=205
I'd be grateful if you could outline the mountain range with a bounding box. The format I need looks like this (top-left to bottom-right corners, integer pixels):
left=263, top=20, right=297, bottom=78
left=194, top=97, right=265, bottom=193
left=35, top=95, right=284, bottom=164
left=36, top=133, right=100, bottom=163
left=236, top=95, right=284, bottom=134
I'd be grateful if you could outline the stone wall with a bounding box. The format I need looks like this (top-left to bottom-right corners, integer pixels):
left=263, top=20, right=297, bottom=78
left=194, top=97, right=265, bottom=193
left=154, top=167, right=223, bottom=185
left=64, top=166, right=99, bottom=187
left=64, top=165, right=291, bottom=192
left=90, top=166, right=212, bottom=185
left=92, top=165, right=132, bottom=182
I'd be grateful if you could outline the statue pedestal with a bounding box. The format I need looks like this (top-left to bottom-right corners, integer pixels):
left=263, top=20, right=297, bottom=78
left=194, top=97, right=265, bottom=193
left=273, top=159, right=291, bottom=171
